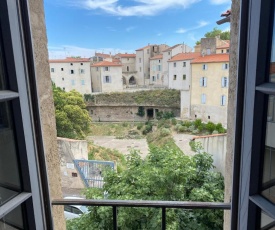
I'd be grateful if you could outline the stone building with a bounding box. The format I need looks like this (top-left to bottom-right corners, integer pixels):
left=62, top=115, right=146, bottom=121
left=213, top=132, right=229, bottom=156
left=49, top=57, right=92, bottom=94
left=190, top=53, right=229, bottom=126
left=149, top=54, right=163, bottom=85
left=91, top=61, right=123, bottom=92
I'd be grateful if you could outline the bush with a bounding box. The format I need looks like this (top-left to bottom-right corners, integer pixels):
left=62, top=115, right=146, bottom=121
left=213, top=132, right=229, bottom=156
left=156, top=111, right=175, bottom=120
left=205, top=121, right=215, bottom=133
left=194, top=119, right=202, bottom=128
left=182, top=120, right=192, bottom=127
left=178, top=126, right=188, bottom=133
left=122, top=122, right=128, bottom=127
left=212, top=130, right=219, bottom=134
left=171, top=118, right=177, bottom=125
left=137, top=106, right=145, bottom=117
left=188, top=125, right=196, bottom=132
left=142, top=123, right=153, bottom=135
left=160, top=128, right=170, bottom=137
left=192, top=129, right=200, bottom=135
left=137, top=123, right=143, bottom=130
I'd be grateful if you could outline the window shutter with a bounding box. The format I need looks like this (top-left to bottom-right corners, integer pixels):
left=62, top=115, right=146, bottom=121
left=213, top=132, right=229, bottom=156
left=200, top=77, right=203, bottom=86
left=205, top=64, right=208, bottom=70
left=109, top=76, right=112, bottom=83
left=205, top=77, right=207, bottom=87
left=222, top=77, right=225, bottom=87
left=103, top=76, right=106, bottom=83
left=220, top=95, right=223, bottom=105
left=224, top=95, right=227, bottom=105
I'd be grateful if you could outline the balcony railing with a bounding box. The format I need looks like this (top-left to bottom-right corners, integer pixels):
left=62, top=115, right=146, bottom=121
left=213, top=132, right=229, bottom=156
left=52, top=199, right=231, bottom=230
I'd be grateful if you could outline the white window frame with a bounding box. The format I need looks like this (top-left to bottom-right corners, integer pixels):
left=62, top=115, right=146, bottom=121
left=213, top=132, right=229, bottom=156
left=200, top=77, right=207, bottom=87
left=80, top=69, right=85, bottom=74
left=50, top=67, right=54, bottom=73
left=221, top=95, right=227, bottom=106
left=221, top=77, right=228, bottom=88
left=104, top=67, right=109, bottom=71
left=202, top=64, right=208, bottom=70
left=201, top=94, right=206, bottom=104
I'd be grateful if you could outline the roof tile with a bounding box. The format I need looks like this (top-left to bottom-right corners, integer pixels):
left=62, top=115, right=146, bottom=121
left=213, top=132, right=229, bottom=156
left=191, top=54, right=229, bottom=64
left=168, top=52, right=201, bottom=62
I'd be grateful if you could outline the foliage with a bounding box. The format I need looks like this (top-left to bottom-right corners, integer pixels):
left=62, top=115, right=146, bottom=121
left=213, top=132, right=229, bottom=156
left=137, top=106, right=145, bottom=117
left=136, top=123, right=144, bottom=130
left=52, top=84, right=91, bottom=139
left=87, top=89, right=181, bottom=108
left=142, top=122, right=153, bottom=135
left=156, top=111, right=175, bottom=120
left=83, top=94, right=94, bottom=102
left=88, top=122, right=134, bottom=136
left=67, top=144, right=224, bottom=230
left=196, top=27, right=230, bottom=45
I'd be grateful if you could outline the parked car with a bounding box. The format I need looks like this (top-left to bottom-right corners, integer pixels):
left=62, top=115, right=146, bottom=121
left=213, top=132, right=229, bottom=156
left=63, top=197, right=89, bottom=220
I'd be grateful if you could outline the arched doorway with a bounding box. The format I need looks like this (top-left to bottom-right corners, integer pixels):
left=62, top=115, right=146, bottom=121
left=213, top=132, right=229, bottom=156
left=129, top=76, right=136, bottom=85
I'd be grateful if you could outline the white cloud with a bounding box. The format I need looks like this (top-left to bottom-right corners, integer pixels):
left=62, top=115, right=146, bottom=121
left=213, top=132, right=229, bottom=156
left=157, top=33, right=162, bottom=36
left=175, top=20, right=209, bottom=34
left=48, top=45, right=134, bottom=59
left=72, top=0, right=200, bottom=16
left=126, top=26, right=136, bottom=32
left=210, top=0, right=230, bottom=5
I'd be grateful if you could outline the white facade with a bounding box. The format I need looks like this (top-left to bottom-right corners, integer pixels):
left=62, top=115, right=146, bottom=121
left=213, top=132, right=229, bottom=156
left=162, top=44, right=193, bottom=86
left=91, top=61, right=123, bottom=92
left=49, top=58, right=92, bottom=94
left=150, top=55, right=163, bottom=85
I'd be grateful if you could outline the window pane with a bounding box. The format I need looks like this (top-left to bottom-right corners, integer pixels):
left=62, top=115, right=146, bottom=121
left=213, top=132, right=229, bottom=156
left=0, top=101, right=21, bottom=206
left=261, top=211, right=275, bottom=229
left=263, top=95, right=275, bottom=203
left=0, top=204, right=24, bottom=229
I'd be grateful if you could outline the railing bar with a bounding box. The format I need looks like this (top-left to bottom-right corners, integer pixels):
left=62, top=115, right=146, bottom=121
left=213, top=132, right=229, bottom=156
left=52, top=199, right=231, bottom=210
left=113, top=206, right=118, bottom=230
left=162, top=207, right=166, bottom=230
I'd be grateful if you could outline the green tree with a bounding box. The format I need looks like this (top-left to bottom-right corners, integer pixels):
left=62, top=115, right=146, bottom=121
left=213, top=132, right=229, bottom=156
left=53, top=84, right=91, bottom=139
left=67, top=143, right=224, bottom=229
left=196, top=27, right=230, bottom=45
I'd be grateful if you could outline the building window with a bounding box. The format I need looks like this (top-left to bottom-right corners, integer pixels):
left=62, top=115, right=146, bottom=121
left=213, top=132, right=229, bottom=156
left=147, top=49, right=149, bottom=54
left=80, top=69, right=85, bottom=74
left=81, top=63, right=83, bottom=65
left=139, top=58, right=141, bottom=63
left=221, top=77, right=228, bottom=88
left=222, top=63, right=229, bottom=69
left=71, top=80, right=75, bottom=85
left=202, top=64, right=208, bottom=70
left=72, top=172, right=78, bottom=177
left=183, top=74, right=186, bottom=80
left=159, top=60, right=161, bottom=63
left=206, top=48, right=211, bottom=55
left=62, top=77, right=64, bottom=81
left=140, top=67, right=141, bottom=72
left=104, top=76, right=111, bottom=83
left=61, top=68, right=64, bottom=71
left=70, top=70, right=74, bottom=74
left=63, top=87, right=65, bottom=90
left=226, top=49, right=229, bottom=53
left=96, top=67, right=99, bottom=71
left=221, top=50, right=224, bottom=53
left=81, top=80, right=85, bottom=85
left=183, top=62, right=186, bottom=67
left=152, top=76, right=155, bottom=81
left=221, top=95, right=227, bottom=106
left=174, top=62, right=176, bottom=67
left=70, top=63, right=73, bottom=66
left=148, top=67, right=150, bottom=71
left=201, top=94, right=206, bottom=104
left=168, top=52, right=170, bottom=55
left=127, top=66, right=129, bottom=71
left=173, top=75, right=177, bottom=80
left=200, top=77, right=207, bottom=87
left=50, top=67, right=54, bottom=72
left=157, top=65, right=161, bottom=71
left=157, top=74, right=160, bottom=79
left=104, top=67, right=109, bottom=71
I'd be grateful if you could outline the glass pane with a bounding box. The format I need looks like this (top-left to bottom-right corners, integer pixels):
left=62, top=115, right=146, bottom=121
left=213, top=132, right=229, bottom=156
left=261, top=211, right=275, bottom=229
left=0, top=204, right=24, bottom=229
left=0, top=101, right=21, bottom=206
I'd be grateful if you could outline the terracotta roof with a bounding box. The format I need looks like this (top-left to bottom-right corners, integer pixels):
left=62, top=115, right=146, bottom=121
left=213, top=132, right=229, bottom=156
left=112, top=58, right=121, bottom=63
left=95, top=52, right=112, bottom=58
left=162, top=44, right=181, bottom=52
left=91, top=61, right=122, bottom=67
left=150, top=54, right=163, bottom=60
left=115, top=53, right=136, bottom=58
left=136, top=45, right=150, bottom=51
left=191, top=54, right=229, bottom=64
left=49, top=57, right=90, bottom=63
left=168, top=52, right=201, bottom=62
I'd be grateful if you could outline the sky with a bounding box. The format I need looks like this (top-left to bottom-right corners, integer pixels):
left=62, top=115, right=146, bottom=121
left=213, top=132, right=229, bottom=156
left=44, top=0, right=231, bottom=59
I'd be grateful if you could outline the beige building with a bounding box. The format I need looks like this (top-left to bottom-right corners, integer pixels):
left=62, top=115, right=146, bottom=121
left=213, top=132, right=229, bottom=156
left=91, top=61, right=123, bottom=92
left=190, top=53, right=229, bottom=126
left=162, top=44, right=193, bottom=86
left=150, top=54, right=163, bottom=85
left=114, top=53, right=137, bottom=87
left=216, top=40, right=230, bottom=54
left=168, top=52, right=201, bottom=118
left=49, top=57, right=92, bottom=94
left=135, top=44, right=169, bottom=86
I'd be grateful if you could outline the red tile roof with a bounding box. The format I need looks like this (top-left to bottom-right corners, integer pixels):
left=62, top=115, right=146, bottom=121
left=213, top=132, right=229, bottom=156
left=91, top=61, right=122, bottom=67
left=49, top=57, right=90, bottom=63
left=150, top=54, right=163, bottom=60
left=168, top=52, right=201, bottom=62
left=116, top=53, right=136, bottom=58
left=95, top=52, right=112, bottom=58
left=162, top=44, right=181, bottom=52
left=191, top=54, right=229, bottom=64
left=136, top=45, right=150, bottom=51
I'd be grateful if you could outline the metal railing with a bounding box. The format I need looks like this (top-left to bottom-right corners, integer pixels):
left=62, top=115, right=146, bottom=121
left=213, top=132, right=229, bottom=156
left=52, top=199, right=231, bottom=230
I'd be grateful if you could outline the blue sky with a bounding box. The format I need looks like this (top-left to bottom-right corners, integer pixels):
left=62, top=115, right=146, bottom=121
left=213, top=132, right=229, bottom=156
left=44, top=0, right=231, bottom=59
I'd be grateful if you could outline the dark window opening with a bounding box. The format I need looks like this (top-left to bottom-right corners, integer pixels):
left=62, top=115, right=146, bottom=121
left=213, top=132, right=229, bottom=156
left=195, top=115, right=197, bottom=118
left=208, top=116, right=210, bottom=119
left=147, top=109, right=154, bottom=118
left=72, top=172, right=78, bottom=177
left=81, top=63, right=83, bottom=65
left=70, top=63, right=73, bottom=66
left=61, top=68, right=64, bottom=71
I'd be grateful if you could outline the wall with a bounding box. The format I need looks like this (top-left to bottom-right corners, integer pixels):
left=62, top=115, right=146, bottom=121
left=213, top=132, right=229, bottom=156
left=50, top=62, right=92, bottom=94
left=88, top=105, right=180, bottom=122
left=181, top=90, right=191, bottom=119
left=168, top=59, right=191, bottom=90
left=191, top=62, right=229, bottom=126
left=150, top=58, right=163, bottom=85
left=29, top=0, right=66, bottom=228
left=57, top=138, right=87, bottom=189
left=101, top=66, right=123, bottom=92
left=193, top=134, right=227, bottom=176
left=135, top=50, right=145, bottom=85
left=201, top=37, right=217, bottom=55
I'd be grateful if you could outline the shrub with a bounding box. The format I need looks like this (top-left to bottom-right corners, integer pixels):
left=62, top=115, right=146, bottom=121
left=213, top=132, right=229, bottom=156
left=156, top=111, right=175, bottom=120
left=194, top=119, right=202, bottom=128
left=188, top=125, right=196, bottom=132
left=122, top=122, right=128, bottom=127
left=175, top=124, right=182, bottom=131
left=178, top=126, right=188, bottom=133
left=212, top=130, right=219, bottom=134
left=160, top=128, right=170, bottom=137
left=137, top=123, right=143, bottom=130
left=182, top=120, right=192, bottom=127
left=192, top=129, right=200, bottom=135
left=205, top=121, right=215, bottom=133
left=142, top=123, right=153, bottom=135
left=137, top=106, right=145, bottom=117
left=171, top=118, right=177, bottom=125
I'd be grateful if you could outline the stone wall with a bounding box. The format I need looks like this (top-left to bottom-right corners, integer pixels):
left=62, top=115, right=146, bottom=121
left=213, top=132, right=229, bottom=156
left=193, top=134, right=227, bottom=176
left=57, top=138, right=88, bottom=189
left=87, top=105, right=180, bottom=122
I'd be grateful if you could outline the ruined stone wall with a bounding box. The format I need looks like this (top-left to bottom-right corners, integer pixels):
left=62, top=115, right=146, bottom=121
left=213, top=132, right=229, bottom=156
left=88, top=106, right=180, bottom=122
